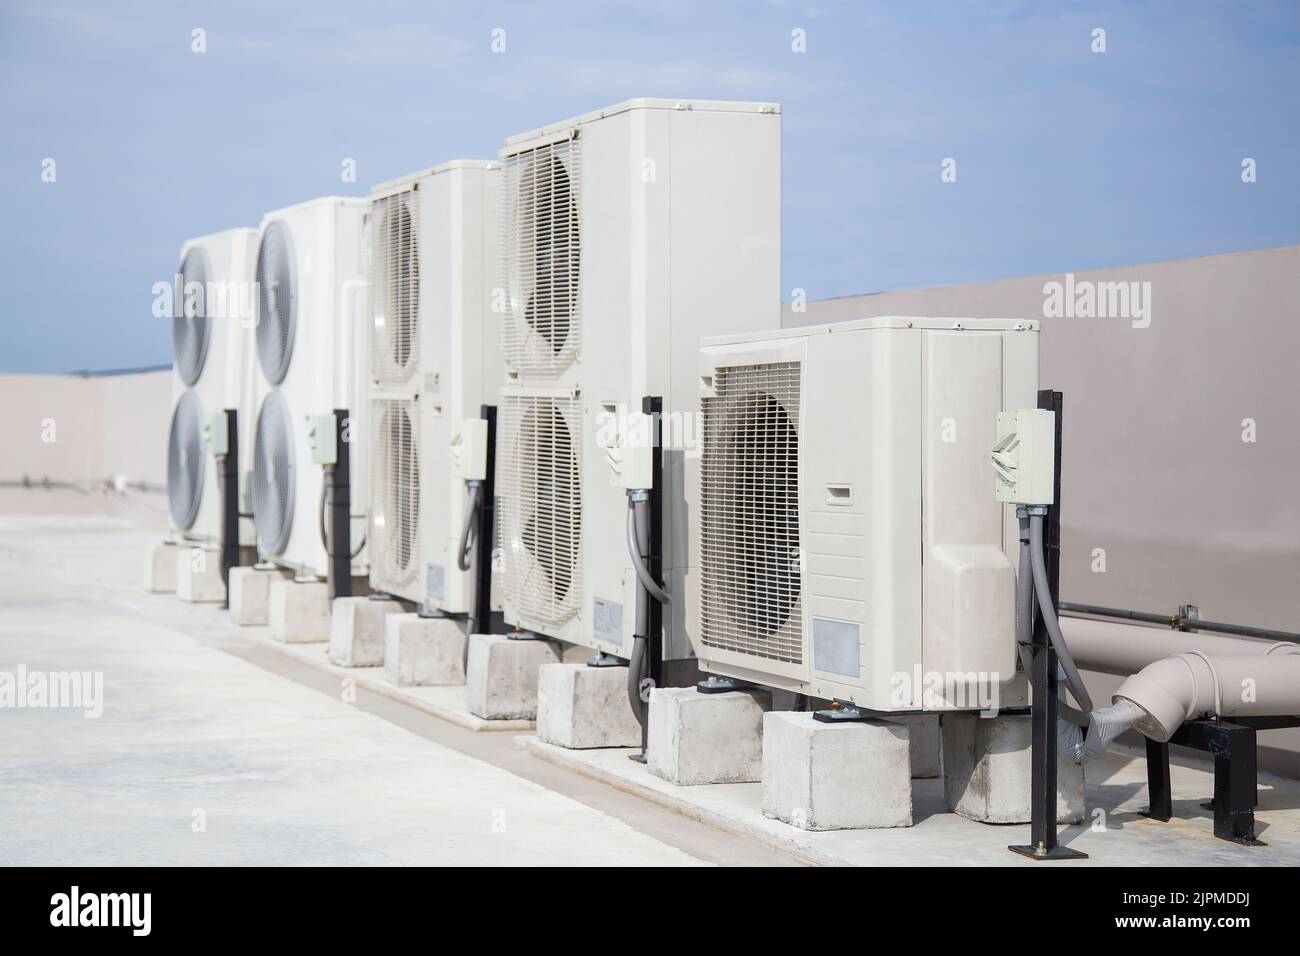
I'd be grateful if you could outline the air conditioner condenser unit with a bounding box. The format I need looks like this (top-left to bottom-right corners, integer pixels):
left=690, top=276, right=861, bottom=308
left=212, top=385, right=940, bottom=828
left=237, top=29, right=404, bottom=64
left=694, top=317, right=1039, bottom=713
left=249, top=196, right=369, bottom=580
left=367, top=161, right=501, bottom=615
left=167, top=227, right=258, bottom=551
left=497, top=99, right=783, bottom=663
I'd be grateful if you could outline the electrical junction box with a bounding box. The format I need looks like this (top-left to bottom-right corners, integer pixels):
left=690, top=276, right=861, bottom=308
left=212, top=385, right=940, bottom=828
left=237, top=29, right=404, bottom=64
left=599, top=408, right=655, bottom=491
left=992, top=409, right=1056, bottom=506
left=204, top=411, right=229, bottom=457
left=450, top=417, right=488, bottom=482
left=308, top=414, right=338, bottom=466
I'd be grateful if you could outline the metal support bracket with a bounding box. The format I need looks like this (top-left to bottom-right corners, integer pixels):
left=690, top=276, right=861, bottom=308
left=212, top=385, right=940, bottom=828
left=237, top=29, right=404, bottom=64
left=1008, top=388, right=1087, bottom=862
left=1141, top=715, right=1300, bottom=846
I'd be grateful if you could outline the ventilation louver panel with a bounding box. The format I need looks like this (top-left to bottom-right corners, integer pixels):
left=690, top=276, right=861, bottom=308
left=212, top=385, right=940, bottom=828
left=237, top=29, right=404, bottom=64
left=370, top=399, right=419, bottom=589
left=370, top=190, right=419, bottom=387
left=173, top=246, right=212, bottom=387
left=502, top=137, right=581, bottom=378
left=251, top=390, right=296, bottom=557
left=500, top=394, right=583, bottom=626
left=167, top=389, right=206, bottom=530
left=255, top=220, right=297, bottom=386
left=699, top=362, right=804, bottom=664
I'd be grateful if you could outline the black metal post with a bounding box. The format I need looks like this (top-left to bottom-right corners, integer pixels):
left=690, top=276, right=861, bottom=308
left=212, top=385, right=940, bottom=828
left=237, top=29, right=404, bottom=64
left=1010, top=389, right=1085, bottom=860
left=1142, top=738, right=1173, bottom=822
left=640, top=395, right=664, bottom=755
left=326, top=409, right=352, bottom=599
left=473, top=405, right=498, bottom=635
left=217, top=408, right=239, bottom=609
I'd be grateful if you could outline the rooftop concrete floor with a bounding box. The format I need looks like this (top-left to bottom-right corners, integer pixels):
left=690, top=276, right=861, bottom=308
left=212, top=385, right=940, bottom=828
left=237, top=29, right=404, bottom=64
left=3, top=516, right=1297, bottom=867
left=0, top=517, right=794, bottom=866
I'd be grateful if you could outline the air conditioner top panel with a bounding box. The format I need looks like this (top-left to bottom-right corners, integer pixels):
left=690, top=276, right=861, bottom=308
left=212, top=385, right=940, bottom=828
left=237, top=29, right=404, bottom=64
left=702, top=315, right=1039, bottom=350
left=257, top=194, right=367, bottom=225
left=369, top=159, right=500, bottom=198
left=178, top=226, right=257, bottom=256
left=502, top=98, right=781, bottom=151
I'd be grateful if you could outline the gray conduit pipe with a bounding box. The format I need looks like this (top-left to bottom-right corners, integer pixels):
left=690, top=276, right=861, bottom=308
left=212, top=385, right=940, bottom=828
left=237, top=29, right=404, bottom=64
left=625, top=495, right=664, bottom=728
left=456, top=482, right=481, bottom=573
left=1028, top=513, right=1093, bottom=714
left=1018, top=512, right=1142, bottom=761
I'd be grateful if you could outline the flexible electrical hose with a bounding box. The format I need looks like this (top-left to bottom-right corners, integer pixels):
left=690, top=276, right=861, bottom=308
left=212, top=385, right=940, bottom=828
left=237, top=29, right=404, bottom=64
left=318, top=478, right=366, bottom=560
left=626, top=502, right=670, bottom=605
left=1017, top=512, right=1142, bottom=760
left=1018, top=515, right=1088, bottom=728
left=457, top=483, right=481, bottom=572
left=1028, top=513, right=1094, bottom=714
left=624, top=495, right=665, bottom=730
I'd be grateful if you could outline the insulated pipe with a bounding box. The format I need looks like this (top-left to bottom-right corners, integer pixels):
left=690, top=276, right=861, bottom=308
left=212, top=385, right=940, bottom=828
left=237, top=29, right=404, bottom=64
left=1115, top=647, right=1300, bottom=742
left=1061, top=616, right=1291, bottom=676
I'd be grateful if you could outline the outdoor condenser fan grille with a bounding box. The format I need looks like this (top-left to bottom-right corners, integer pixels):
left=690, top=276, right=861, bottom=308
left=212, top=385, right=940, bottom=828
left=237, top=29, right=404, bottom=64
left=172, top=246, right=212, bottom=387
left=370, top=398, right=419, bottom=589
left=502, top=137, right=581, bottom=377
left=370, top=190, right=419, bottom=387
left=699, top=361, right=804, bottom=664
left=255, top=219, right=297, bottom=386
left=251, top=390, right=296, bottom=558
left=500, top=394, right=582, bottom=626
left=167, top=389, right=206, bottom=530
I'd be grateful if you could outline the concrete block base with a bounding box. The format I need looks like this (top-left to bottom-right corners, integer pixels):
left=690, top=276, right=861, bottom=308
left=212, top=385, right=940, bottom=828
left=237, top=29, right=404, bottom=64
left=268, top=578, right=332, bottom=644
left=175, top=545, right=225, bottom=603
left=888, top=714, right=942, bottom=778
left=762, top=712, right=913, bottom=830
left=384, top=614, right=466, bottom=686
left=536, top=663, right=643, bottom=749
left=647, top=686, right=771, bottom=786
left=228, top=566, right=290, bottom=626
left=942, top=712, right=1085, bottom=824
left=465, top=633, right=560, bottom=720
left=145, top=541, right=179, bottom=593
left=329, top=596, right=405, bottom=667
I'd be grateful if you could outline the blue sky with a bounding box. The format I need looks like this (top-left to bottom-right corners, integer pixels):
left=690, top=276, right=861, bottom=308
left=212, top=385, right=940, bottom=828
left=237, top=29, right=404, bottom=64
left=1, top=0, right=1297, bottom=372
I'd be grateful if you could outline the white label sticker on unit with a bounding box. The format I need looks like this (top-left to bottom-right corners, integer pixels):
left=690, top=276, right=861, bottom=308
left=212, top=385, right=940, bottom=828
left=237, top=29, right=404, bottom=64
left=426, top=563, right=446, bottom=604
left=593, top=598, right=624, bottom=647
left=813, top=618, right=861, bottom=678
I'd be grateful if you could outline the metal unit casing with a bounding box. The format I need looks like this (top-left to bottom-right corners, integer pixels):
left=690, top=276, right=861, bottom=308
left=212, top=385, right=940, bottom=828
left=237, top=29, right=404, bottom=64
left=167, top=227, right=258, bottom=546
left=694, top=316, right=1039, bottom=712
left=497, top=98, right=783, bottom=657
left=250, top=196, right=369, bottom=578
left=366, top=161, right=501, bottom=613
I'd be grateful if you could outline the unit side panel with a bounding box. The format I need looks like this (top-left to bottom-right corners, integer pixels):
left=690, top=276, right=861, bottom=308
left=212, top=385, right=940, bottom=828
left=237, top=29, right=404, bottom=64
left=804, top=329, right=923, bottom=708
left=664, top=108, right=782, bottom=661
left=920, top=330, right=1016, bottom=708
left=576, top=112, right=639, bottom=653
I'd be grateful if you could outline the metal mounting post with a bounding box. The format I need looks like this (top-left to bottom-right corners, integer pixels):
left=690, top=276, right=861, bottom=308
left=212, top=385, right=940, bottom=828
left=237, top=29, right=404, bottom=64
left=325, top=409, right=352, bottom=600
left=216, top=408, right=239, bottom=609
left=472, top=405, right=498, bottom=635
left=1010, top=389, right=1086, bottom=861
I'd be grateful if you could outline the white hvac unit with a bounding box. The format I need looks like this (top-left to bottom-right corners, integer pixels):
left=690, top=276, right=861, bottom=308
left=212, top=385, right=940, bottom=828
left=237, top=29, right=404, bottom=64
left=694, top=317, right=1040, bottom=712
left=167, top=227, right=258, bottom=545
left=249, top=196, right=369, bottom=578
left=366, top=161, right=501, bottom=613
left=497, top=98, right=783, bottom=654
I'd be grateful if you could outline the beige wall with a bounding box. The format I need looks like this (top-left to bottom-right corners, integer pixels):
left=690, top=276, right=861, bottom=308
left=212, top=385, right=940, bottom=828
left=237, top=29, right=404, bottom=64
left=0, top=370, right=171, bottom=529
left=785, top=246, right=1300, bottom=774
